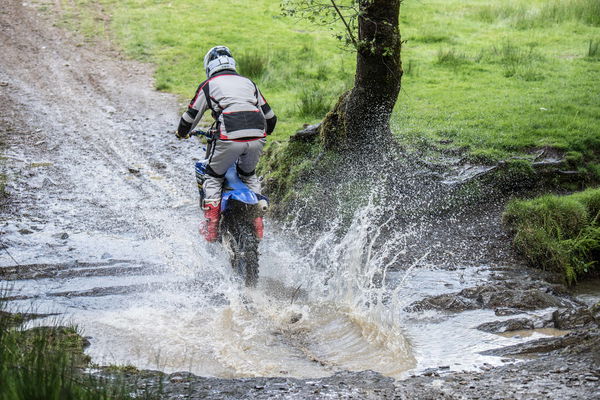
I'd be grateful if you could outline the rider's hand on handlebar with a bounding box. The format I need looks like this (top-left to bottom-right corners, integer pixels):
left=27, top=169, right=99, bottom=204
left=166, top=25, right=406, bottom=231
left=175, top=129, right=190, bottom=140
left=190, top=130, right=206, bottom=137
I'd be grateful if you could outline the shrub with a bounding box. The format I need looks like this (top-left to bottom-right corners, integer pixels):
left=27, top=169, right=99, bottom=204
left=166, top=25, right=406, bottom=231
left=436, top=48, right=470, bottom=66
left=503, top=188, right=600, bottom=283
left=588, top=39, right=600, bottom=58
left=236, top=50, right=269, bottom=80
left=297, top=86, right=332, bottom=118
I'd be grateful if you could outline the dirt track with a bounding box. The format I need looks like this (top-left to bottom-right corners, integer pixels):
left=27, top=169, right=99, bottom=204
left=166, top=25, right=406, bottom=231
left=0, top=0, right=209, bottom=289
left=0, top=0, right=193, bottom=231
left=1, top=1, right=600, bottom=399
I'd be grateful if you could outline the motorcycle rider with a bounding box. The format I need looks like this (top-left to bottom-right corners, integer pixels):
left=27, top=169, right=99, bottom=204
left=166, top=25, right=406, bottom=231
left=175, top=46, right=277, bottom=242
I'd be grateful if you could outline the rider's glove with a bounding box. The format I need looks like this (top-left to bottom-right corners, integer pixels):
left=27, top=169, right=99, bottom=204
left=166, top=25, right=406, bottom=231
left=175, top=129, right=190, bottom=140
left=176, top=117, right=193, bottom=140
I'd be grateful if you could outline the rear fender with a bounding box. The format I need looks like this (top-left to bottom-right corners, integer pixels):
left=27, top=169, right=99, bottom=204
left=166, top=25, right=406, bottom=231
left=221, top=190, right=258, bottom=212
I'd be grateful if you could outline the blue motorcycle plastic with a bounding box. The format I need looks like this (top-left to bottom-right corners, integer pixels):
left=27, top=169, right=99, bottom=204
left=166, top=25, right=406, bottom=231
left=195, top=158, right=268, bottom=213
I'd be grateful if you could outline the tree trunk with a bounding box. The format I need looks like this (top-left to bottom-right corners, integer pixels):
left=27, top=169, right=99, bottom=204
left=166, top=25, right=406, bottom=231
left=320, top=0, right=402, bottom=152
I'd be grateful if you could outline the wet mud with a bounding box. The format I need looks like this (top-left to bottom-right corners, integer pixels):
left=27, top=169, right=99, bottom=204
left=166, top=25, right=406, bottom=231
left=1, top=0, right=599, bottom=398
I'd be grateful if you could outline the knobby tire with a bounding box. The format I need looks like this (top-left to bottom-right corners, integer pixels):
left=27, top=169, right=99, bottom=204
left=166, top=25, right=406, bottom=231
left=221, top=208, right=259, bottom=287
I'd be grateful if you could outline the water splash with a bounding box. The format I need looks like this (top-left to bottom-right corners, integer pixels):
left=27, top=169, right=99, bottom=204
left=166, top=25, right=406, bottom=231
left=3, top=159, right=541, bottom=379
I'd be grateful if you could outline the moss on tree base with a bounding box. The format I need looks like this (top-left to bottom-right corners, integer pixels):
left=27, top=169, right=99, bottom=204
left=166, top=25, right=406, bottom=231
left=320, top=91, right=349, bottom=151
left=258, top=138, right=323, bottom=218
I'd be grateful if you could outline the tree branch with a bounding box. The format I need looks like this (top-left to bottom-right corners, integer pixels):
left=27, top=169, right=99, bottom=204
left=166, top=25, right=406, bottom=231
left=329, top=0, right=358, bottom=48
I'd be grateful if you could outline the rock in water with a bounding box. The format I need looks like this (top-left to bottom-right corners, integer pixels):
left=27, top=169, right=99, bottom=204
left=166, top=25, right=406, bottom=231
left=290, top=313, right=302, bottom=324
left=552, top=307, right=597, bottom=330
left=477, top=318, right=535, bottom=333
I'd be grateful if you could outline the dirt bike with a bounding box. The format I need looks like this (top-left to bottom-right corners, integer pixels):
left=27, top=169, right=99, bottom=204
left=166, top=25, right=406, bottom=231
left=191, top=129, right=268, bottom=287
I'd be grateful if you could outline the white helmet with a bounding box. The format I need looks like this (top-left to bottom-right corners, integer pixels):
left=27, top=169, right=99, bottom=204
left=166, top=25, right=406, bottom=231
left=203, top=46, right=236, bottom=78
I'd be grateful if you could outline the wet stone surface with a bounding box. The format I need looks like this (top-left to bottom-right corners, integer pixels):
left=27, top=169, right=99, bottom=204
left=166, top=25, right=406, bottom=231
left=406, top=280, right=581, bottom=312
left=477, top=317, right=536, bottom=333
left=553, top=307, right=598, bottom=330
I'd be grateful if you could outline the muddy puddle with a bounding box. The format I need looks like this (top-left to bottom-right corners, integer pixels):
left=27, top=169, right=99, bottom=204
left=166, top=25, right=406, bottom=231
left=573, top=279, right=600, bottom=307
left=1, top=203, right=571, bottom=379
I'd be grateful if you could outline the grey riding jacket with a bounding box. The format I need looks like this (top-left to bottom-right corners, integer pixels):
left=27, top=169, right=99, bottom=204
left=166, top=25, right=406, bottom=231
left=178, top=70, right=276, bottom=140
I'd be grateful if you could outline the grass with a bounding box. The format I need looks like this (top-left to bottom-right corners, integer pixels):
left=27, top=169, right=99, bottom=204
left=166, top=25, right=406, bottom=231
left=236, top=50, right=270, bottom=81
left=396, top=0, right=600, bottom=164
left=436, top=48, right=470, bottom=66
left=53, top=0, right=600, bottom=162
left=503, top=188, right=600, bottom=283
left=0, top=308, right=135, bottom=400
left=589, top=38, right=600, bottom=58
left=297, top=86, right=332, bottom=118
left=0, top=294, right=162, bottom=400
left=258, top=139, right=321, bottom=210
left=55, top=0, right=353, bottom=137
left=477, top=0, right=600, bottom=28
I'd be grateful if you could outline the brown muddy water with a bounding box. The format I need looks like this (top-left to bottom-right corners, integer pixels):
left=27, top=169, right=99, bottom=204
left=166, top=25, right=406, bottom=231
left=1, top=211, right=571, bottom=379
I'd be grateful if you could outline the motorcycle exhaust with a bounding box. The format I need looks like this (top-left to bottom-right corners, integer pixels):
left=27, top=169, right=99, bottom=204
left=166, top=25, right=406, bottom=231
left=258, top=199, right=269, bottom=214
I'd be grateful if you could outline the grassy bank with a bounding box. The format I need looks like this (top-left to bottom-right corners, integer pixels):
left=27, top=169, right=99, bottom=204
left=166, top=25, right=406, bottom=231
left=52, top=0, right=599, bottom=166
left=0, top=305, right=135, bottom=400
left=503, top=187, right=600, bottom=283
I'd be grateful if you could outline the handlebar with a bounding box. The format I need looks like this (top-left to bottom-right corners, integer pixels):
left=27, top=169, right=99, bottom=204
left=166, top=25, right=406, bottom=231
left=190, top=129, right=213, bottom=139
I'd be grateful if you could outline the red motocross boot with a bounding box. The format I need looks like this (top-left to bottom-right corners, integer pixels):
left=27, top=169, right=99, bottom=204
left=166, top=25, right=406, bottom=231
left=200, top=200, right=221, bottom=242
left=253, top=217, right=264, bottom=240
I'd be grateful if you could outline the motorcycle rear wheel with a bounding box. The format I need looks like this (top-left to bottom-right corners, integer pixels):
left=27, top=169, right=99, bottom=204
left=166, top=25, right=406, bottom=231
left=221, top=217, right=259, bottom=287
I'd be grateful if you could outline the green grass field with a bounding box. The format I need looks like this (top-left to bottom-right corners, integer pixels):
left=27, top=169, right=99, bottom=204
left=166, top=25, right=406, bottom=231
left=57, top=0, right=600, bottom=163
left=397, top=0, right=600, bottom=164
